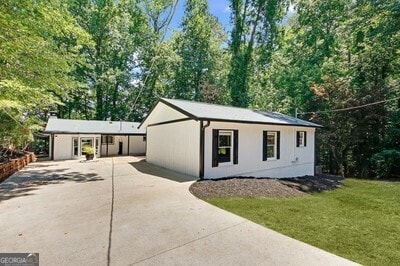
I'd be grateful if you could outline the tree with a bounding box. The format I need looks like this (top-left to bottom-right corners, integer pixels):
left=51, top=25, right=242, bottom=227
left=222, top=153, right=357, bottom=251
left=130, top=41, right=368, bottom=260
left=0, top=0, right=91, bottom=147
left=125, top=0, right=180, bottom=121
left=228, top=0, right=287, bottom=107
left=67, top=0, right=147, bottom=120
left=173, top=0, right=228, bottom=102
left=273, top=0, right=400, bottom=177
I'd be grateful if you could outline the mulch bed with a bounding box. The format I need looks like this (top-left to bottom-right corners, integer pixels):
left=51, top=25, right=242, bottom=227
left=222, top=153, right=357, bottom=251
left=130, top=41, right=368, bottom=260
left=189, top=174, right=343, bottom=199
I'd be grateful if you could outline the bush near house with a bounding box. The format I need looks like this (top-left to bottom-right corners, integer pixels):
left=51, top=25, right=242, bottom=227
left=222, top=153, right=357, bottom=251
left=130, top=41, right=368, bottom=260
left=371, top=149, right=400, bottom=179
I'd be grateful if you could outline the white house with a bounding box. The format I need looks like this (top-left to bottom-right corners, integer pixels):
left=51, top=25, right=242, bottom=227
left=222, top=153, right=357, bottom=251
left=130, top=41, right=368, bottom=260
left=140, top=98, right=322, bottom=179
left=44, top=116, right=146, bottom=160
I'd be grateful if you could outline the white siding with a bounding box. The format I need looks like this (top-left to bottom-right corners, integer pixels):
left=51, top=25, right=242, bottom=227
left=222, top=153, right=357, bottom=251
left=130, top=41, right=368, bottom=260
left=146, top=120, right=200, bottom=177
left=100, top=135, right=145, bottom=156
left=129, top=135, right=146, bottom=155
left=53, top=134, right=73, bottom=160
left=204, top=122, right=315, bottom=179
left=140, top=101, right=188, bottom=128
left=53, top=134, right=101, bottom=160
left=100, top=136, right=127, bottom=156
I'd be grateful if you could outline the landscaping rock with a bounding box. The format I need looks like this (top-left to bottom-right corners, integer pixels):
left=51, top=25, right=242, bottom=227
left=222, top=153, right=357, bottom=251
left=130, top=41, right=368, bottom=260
left=189, top=175, right=343, bottom=199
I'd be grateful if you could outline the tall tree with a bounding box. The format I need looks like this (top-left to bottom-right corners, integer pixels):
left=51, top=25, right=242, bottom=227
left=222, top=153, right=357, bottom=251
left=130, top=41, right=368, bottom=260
left=173, top=0, right=227, bottom=102
left=228, top=0, right=287, bottom=107
left=270, top=0, right=400, bottom=177
left=126, top=0, right=180, bottom=121
left=67, top=0, right=147, bottom=120
left=0, top=0, right=91, bottom=147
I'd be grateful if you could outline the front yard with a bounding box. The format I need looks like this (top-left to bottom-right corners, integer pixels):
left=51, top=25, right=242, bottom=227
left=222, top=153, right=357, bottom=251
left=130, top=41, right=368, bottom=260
left=206, top=179, right=400, bottom=265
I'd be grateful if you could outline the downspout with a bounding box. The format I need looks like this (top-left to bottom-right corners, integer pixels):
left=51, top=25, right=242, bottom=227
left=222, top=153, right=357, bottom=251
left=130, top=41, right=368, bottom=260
left=314, top=128, right=317, bottom=175
left=199, top=120, right=210, bottom=179
left=50, top=134, right=55, bottom=160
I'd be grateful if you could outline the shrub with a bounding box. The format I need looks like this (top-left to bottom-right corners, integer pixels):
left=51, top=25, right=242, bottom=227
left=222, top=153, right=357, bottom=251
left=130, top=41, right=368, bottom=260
left=371, top=150, right=400, bottom=179
left=82, top=145, right=95, bottom=155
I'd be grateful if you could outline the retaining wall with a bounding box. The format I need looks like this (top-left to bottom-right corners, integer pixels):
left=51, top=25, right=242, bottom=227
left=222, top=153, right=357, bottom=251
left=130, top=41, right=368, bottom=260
left=0, top=153, right=36, bottom=183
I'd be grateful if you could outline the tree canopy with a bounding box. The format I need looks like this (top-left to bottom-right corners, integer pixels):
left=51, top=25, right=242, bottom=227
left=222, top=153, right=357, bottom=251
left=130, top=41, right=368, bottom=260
left=1, top=0, right=399, bottom=178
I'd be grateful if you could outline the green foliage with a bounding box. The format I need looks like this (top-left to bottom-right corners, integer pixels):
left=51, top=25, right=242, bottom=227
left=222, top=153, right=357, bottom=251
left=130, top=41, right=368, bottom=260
left=129, top=0, right=179, bottom=120
left=228, top=0, right=288, bottom=107
left=0, top=0, right=91, bottom=148
left=1, top=0, right=398, bottom=179
left=67, top=0, right=148, bottom=120
left=208, top=179, right=400, bottom=265
left=172, top=0, right=228, bottom=103
left=371, top=150, right=400, bottom=179
left=267, top=0, right=400, bottom=178
left=82, top=145, right=95, bottom=155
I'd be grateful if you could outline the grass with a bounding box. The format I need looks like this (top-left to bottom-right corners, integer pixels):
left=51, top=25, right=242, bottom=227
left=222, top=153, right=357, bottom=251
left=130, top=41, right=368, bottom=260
left=207, top=179, right=400, bottom=265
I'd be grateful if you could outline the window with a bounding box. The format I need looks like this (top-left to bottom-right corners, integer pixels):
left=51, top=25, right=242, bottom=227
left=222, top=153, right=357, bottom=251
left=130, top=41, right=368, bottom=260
left=101, top=135, right=114, bottom=145
left=72, top=137, right=78, bottom=157
left=267, top=132, right=277, bottom=159
left=296, top=131, right=307, bottom=147
left=263, top=131, right=280, bottom=161
left=218, top=131, right=232, bottom=163
left=212, top=129, right=238, bottom=167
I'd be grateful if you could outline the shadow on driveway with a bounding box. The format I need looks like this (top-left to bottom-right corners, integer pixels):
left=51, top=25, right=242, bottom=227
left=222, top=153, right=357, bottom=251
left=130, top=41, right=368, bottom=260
left=0, top=165, right=103, bottom=203
left=130, top=160, right=197, bottom=183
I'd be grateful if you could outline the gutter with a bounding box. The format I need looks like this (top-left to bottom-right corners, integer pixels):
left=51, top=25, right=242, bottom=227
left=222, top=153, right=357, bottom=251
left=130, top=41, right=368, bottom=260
left=199, top=120, right=210, bottom=179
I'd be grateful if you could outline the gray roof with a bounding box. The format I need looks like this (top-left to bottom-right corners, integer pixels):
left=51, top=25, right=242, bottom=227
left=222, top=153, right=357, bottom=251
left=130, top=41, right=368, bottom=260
left=158, top=98, right=322, bottom=128
left=44, top=118, right=145, bottom=134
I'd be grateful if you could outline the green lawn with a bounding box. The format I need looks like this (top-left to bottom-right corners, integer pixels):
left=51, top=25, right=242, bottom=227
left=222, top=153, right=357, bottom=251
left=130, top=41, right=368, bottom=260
left=207, top=179, right=400, bottom=266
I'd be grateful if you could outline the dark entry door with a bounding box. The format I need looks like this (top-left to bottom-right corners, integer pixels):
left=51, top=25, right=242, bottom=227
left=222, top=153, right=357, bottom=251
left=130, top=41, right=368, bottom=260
left=118, top=142, right=123, bottom=155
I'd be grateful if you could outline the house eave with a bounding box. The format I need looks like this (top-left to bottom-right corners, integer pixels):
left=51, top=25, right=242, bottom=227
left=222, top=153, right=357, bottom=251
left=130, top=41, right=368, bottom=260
left=139, top=98, right=323, bottom=129
left=194, top=117, right=323, bottom=128
left=43, top=131, right=146, bottom=135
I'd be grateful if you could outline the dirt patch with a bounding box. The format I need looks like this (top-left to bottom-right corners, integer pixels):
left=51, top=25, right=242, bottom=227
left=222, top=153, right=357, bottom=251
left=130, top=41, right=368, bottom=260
left=189, top=175, right=343, bottom=199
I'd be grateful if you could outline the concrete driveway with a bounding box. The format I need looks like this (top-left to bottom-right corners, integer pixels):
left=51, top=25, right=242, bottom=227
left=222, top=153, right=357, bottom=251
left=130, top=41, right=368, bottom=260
left=0, top=157, right=357, bottom=265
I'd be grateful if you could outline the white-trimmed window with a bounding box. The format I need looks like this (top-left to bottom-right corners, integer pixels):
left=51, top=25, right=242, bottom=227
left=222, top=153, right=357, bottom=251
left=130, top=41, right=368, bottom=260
left=266, top=132, right=277, bottom=159
left=218, top=131, right=233, bottom=164
left=212, top=129, right=238, bottom=167
left=263, top=131, right=280, bottom=161
left=296, top=131, right=307, bottom=147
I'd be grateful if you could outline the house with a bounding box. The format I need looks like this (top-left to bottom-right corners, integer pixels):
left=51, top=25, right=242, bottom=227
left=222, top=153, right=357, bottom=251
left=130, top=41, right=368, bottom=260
left=44, top=115, right=146, bottom=160
left=140, top=98, right=322, bottom=179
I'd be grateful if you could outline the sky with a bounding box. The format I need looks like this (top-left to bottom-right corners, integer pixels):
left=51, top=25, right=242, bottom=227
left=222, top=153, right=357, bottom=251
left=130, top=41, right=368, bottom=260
left=169, top=0, right=232, bottom=33
left=167, top=0, right=295, bottom=37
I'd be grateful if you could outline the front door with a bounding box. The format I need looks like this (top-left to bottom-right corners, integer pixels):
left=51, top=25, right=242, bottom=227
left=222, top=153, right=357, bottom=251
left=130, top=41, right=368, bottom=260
left=81, top=138, right=94, bottom=156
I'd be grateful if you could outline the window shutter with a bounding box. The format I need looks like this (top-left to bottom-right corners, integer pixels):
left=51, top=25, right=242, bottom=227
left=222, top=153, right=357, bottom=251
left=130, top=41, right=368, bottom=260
left=304, top=131, right=307, bottom=147
left=212, top=129, right=219, bottom=167
left=262, top=131, right=268, bottom=161
left=277, top=131, right=281, bottom=160
left=233, top=130, right=238, bottom=165
left=296, top=131, right=300, bottom=147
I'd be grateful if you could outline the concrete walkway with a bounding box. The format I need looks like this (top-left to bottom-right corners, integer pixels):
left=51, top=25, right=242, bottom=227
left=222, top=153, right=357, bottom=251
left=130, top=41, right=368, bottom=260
left=0, top=157, right=358, bottom=265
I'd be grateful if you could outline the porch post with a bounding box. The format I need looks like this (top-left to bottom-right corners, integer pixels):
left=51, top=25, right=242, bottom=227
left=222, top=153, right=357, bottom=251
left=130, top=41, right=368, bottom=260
left=127, top=135, right=130, bottom=156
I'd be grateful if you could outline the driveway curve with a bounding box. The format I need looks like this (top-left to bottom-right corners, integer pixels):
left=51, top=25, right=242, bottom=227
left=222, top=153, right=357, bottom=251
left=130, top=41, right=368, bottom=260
left=0, top=157, right=357, bottom=265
